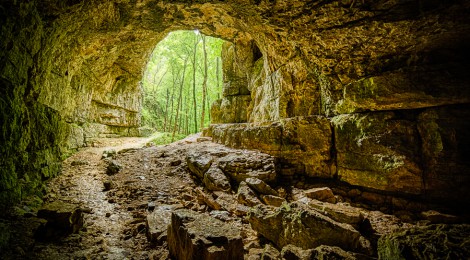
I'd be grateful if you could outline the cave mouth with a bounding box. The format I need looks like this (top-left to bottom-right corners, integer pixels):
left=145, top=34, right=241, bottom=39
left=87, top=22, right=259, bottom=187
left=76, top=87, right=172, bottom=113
left=140, top=30, right=225, bottom=142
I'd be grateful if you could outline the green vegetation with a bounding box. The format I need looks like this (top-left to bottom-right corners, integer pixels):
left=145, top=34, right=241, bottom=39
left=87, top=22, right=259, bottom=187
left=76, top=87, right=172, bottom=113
left=149, top=132, right=187, bottom=146
left=141, top=30, right=224, bottom=141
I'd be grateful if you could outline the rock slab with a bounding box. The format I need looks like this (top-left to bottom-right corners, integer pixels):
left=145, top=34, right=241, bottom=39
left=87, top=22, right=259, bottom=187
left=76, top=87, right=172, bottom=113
left=167, top=209, right=243, bottom=260
left=35, top=201, right=83, bottom=241
left=248, top=202, right=372, bottom=255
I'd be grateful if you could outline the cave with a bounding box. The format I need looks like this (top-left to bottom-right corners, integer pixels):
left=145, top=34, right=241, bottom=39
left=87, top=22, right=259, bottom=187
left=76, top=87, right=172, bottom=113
left=1, top=0, right=470, bottom=259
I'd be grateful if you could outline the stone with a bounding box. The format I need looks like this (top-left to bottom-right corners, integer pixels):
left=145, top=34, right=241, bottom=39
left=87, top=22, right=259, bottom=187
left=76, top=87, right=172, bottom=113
left=245, top=177, right=278, bottom=196
left=307, top=200, right=365, bottom=228
left=2, top=0, right=469, bottom=216
left=378, top=224, right=470, bottom=260
left=186, top=152, right=213, bottom=179
left=304, top=187, right=336, bottom=203
left=333, top=112, right=423, bottom=195
left=195, top=188, right=222, bottom=210
left=417, top=106, right=470, bottom=204
left=248, top=203, right=372, bottom=255
left=361, top=210, right=413, bottom=247
left=281, top=244, right=314, bottom=260
left=167, top=209, right=244, bottom=260
left=237, top=181, right=262, bottom=207
left=312, top=245, right=374, bottom=260
left=360, top=192, right=385, bottom=205
left=218, top=153, right=276, bottom=183
left=103, top=180, right=113, bottom=191
left=420, top=210, right=460, bottom=224
left=211, top=95, right=252, bottom=124
left=170, top=159, right=181, bottom=166
left=261, top=195, right=286, bottom=207
left=209, top=116, right=333, bottom=178
left=106, top=160, right=122, bottom=175
left=35, top=201, right=83, bottom=241
left=247, top=244, right=281, bottom=260
left=203, top=165, right=231, bottom=192
left=102, top=149, right=117, bottom=159
left=209, top=210, right=232, bottom=222
left=234, top=204, right=251, bottom=217
left=146, top=205, right=181, bottom=246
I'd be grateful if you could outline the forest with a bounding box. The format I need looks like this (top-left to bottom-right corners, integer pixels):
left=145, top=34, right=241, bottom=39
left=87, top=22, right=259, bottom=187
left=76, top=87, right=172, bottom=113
left=141, top=30, right=224, bottom=140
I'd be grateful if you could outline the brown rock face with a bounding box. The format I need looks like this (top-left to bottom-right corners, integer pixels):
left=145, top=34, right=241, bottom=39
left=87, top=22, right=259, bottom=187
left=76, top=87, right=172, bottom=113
left=1, top=0, right=470, bottom=212
left=248, top=203, right=372, bottom=255
left=167, top=209, right=244, bottom=260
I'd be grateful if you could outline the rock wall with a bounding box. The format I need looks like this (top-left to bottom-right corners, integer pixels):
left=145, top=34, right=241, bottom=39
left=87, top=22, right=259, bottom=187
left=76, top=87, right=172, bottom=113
left=1, top=0, right=469, bottom=209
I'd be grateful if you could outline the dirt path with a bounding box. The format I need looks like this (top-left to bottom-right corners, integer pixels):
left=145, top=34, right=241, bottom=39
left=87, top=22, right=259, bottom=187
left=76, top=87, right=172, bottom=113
left=5, top=134, right=255, bottom=259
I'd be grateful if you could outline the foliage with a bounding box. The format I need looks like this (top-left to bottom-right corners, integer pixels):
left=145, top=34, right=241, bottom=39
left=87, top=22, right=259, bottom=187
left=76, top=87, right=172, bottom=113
left=150, top=132, right=187, bottom=146
left=141, top=30, right=223, bottom=137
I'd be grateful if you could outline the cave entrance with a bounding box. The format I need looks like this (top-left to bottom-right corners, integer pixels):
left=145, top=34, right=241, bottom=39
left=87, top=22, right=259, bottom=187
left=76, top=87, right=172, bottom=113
left=140, top=30, right=224, bottom=143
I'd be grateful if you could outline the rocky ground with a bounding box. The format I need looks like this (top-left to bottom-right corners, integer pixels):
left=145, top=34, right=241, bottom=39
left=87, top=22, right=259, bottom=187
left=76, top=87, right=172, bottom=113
left=1, top=135, right=469, bottom=259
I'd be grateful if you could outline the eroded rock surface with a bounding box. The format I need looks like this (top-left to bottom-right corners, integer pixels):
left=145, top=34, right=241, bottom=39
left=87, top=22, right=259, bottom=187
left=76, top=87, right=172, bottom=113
left=167, top=209, right=244, bottom=260
left=248, top=202, right=373, bottom=255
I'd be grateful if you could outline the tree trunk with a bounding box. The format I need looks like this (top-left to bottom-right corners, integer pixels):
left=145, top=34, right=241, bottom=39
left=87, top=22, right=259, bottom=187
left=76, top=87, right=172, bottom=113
left=200, top=35, right=208, bottom=131
left=192, top=34, right=199, bottom=133
left=172, top=56, right=189, bottom=141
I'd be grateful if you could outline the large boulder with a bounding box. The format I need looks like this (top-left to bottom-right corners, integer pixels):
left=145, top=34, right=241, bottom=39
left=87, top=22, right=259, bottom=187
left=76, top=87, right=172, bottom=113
left=146, top=204, right=182, bottom=246
left=333, top=112, right=423, bottom=194
left=378, top=224, right=470, bottom=259
left=218, top=153, right=276, bottom=183
left=35, top=201, right=83, bottom=241
left=167, top=209, right=244, bottom=260
left=247, top=202, right=372, bottom=255
left=203, top=165, right=231, bottom=192
left=186, top=151, right=213, bottom=179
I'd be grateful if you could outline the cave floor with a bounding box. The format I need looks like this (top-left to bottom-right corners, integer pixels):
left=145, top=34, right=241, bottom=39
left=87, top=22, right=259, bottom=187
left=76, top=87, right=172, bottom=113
left=3, top=135, right=467, bottom=259
left=3, top=135, right=261, bottom=259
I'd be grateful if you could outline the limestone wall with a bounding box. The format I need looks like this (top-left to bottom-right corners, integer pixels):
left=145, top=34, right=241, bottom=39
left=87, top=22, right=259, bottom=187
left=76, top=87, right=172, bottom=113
left=1, top=0, right=469, bottom=209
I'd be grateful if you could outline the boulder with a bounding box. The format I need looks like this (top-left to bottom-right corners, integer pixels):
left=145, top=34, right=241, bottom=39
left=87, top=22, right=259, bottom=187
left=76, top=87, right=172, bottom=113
left=306, top=199, right=365, bottom=228
left=218, top=153, right=276, bottom=183
left=106, top=160, right=122, bottom=175
left=312, top=245, right=375, bottom=260
left=146, top=205, right=182, bottom=245
left=281, top=244, right=314, bottom=260
left=361, top=210, right=413, bottom=247
left=304, top=187, right=336, bottom=203
left=261, top=195, right=286, bottom=207
left=35, top=201, right=83, bottom=241
left=248, top=203, right=372, bottom=255
left=195, top=188, right=222, bottom=210
left=333, top=112, right=423, bottom=194
left=378, top=224, right=470, bottom=259
left=237, top=181, right=262, bottom=207
left=420, top=210, right=460, bottom=224
left=247, top=244, right=281, bottom=260
left=203, top=165, right=231, bottom=192
left=167, top=209, right=244, bottom=260
left=186, top=151, right=213, bottom=179
left=245, top=177, right=278, bottom=196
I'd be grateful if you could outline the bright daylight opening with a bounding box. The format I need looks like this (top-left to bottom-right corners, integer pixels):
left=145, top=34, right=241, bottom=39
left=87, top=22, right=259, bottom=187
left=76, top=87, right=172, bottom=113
left=141, top=30, right=224, bottom=145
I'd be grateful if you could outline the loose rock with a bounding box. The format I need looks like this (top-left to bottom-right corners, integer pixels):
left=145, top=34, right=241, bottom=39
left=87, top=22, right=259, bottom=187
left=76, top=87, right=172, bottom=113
left=167, top=209, right=244, bottom=260
left=245, top=177, right=278, bottom=196
left=248, top=203, right=372, bottom=255
left=237, top=181, right=262, bottom=207
left=203, top=165, right=231, bottom=192
left=304, top=187, right=336, bottom=203
left=106, top=160, right=122, bottom=175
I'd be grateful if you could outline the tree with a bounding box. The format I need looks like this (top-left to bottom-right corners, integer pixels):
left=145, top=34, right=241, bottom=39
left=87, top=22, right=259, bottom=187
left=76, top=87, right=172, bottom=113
left=140, top=30, right=224, bottom=137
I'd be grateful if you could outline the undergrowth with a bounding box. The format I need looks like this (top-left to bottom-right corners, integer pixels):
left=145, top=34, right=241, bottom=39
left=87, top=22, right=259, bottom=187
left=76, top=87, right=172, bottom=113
left=150, top=132, right=187, bottom=146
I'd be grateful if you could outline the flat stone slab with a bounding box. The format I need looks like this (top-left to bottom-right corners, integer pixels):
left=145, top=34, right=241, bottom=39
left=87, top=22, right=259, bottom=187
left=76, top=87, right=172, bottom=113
left=167, top=209, right=243, bottom=260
